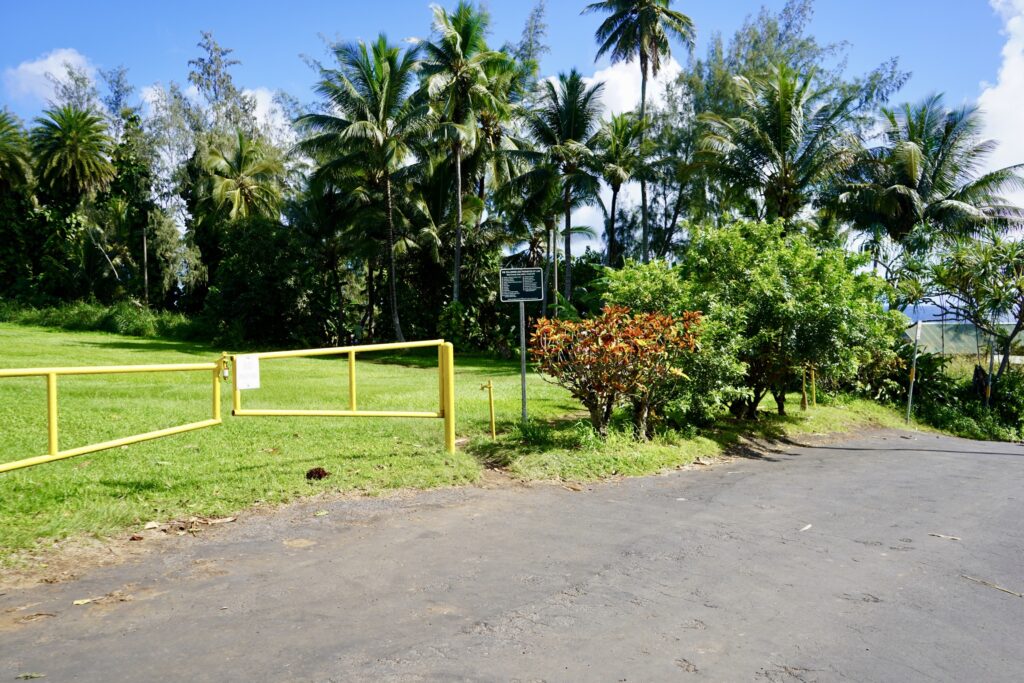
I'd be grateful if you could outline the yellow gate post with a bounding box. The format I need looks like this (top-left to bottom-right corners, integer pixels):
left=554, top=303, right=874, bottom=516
left=46, top=372, right=58, bottom=455
left=443, top=342, right=456, bottom=453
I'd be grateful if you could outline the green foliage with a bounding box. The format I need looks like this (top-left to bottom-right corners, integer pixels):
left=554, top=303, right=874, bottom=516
left=604, top=260, right=746, bottom=425
left=604, top=259, right=685, bottom=315
left=0, top=301, right=197, bottom=340
left=531, top=305, right=699, bottom=437
left=438, top=301, right=485, bottom=351
left=680, top=220, right=901, bottom=418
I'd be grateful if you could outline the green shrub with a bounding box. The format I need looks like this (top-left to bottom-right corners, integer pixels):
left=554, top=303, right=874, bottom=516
left=0, top=301, right=199, bottom=341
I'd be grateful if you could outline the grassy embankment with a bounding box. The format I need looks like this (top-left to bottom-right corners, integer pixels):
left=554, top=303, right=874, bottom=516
left=0, top=323, right=925, bottom=557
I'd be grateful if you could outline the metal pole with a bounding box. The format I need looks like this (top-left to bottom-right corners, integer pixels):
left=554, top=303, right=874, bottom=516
left=443, top=342, right=456, bottom=453
left=986, top=333, right=995, bottom=408
left=348, top=351, right=357, bottom=411
left=520, top=301, right=527, bottom=422
left=906, top=320, right=922, bottom=423
left=46, top=373, right=58, bottom=455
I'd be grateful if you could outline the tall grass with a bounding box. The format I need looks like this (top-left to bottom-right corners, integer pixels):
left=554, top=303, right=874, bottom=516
left=0, top=301, right=200, bottom=340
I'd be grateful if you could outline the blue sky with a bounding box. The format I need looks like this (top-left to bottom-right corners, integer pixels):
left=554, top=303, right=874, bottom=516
left=0, top=1, right=1010, bottom=119
left=3, top=1, right=1023, bottom=229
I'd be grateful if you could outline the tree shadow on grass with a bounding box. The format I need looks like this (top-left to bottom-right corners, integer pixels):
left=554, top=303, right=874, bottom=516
left=75, top=338, right=215, bottom=356
left=466, top=417, right=586, bottom=469
left=366, top=349, right=525, bottom=376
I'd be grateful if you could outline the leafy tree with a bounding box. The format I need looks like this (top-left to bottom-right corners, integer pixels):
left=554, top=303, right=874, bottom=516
left=99, top=65, right=136, bottom=141
left=0, top=111, right=30, bottom=190
left=188, top=32, right=257, bottom=133
left=593, top=112, right=643, bottom=266
left=837, top=95, right=1024, bottom=253
left=0, top=112, right=34, bottom=295
left=298, top=35, right=432, bottom=342
left=584, top=0, right=695, bottom=262
left=47, top=63, right=101, bottom=113
left=700, top=64, right=858, bottom=228
left=929, top=234, right=1024, bottom=378
left=203, top=130, right=284, bottom=221
left=31, top=105, right=114, bottom=203
left=679, top=220, right=900, bottom=418
left=417, top=1, right=512, bottom=303
left=531, top=305, right=699, bottom=436
left=527, top=69, right=603, bottom=302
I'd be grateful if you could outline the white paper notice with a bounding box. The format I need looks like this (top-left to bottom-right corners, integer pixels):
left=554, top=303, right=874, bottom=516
left=235, top=355, right=261, bottom=390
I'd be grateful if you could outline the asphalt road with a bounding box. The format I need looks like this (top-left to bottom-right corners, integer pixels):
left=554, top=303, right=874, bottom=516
left=2, top=430, right=1022, bottom=682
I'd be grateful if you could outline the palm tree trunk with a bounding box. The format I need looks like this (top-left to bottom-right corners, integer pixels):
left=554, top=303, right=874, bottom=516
left=607, top=186, right=619, bottom=267
left=563, top=188, right=572, bottom=302
left=384, top=176, right=405, bottom=342
left=543, top=219, right=554, bottom=317
left=142, top=222, right=149, bottom=307
left=363, top=256, right=376, bottom=340
left=453, top=142, right=463, bottom=303
left=639, top=56, right=650, bottom=264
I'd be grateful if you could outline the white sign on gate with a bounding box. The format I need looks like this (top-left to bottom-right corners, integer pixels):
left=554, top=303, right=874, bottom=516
left=234, top=355, right=261, bottom=390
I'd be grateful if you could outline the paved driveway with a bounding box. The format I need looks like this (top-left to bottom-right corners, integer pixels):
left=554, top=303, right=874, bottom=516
left=2, top=431, right=1022, bottom=681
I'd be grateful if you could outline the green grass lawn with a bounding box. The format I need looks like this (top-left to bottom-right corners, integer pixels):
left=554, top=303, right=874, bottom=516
left=0, top=323, right=926, bottom=559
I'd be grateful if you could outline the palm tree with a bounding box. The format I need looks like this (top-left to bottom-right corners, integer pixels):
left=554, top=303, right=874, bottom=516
left=837, top=94, right=1024, bottom=248
left=0, top=111, right=30, bottom=190
left=30, top=105, right=114, bottom=203
left=204, top=130, right=284, bottom=221
left=583, top=0, right=695, bottom=263
left=527, top=70, right=604, bottom=302
left=298, top=35, right=432, bottom=342
left=700, top=64, right=858, bottom=228
left=594, top=112, right=643, bottom=266
left=418, top=1, right=513, bottom=303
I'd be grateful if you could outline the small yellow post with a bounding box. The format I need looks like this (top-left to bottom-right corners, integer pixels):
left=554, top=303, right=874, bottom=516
left=231, top=355, right=241, bottom=415
left=481, top=380, right=496, bottom=440
left=348, top=351, right=357, bottom=411
left=46, top=372, right=58, bottom=456
left=443, top=342, right=456, bottom=453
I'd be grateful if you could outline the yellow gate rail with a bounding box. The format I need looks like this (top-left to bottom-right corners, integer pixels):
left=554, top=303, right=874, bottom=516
left=230, top=340, right=456, bottom=453
left=0, top=358, right=226, bottom=474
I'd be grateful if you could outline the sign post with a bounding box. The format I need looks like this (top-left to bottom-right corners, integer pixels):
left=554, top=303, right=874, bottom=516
left=906, top=320, right=922, bottom=423
left=500, top=268, right=544, bottom=422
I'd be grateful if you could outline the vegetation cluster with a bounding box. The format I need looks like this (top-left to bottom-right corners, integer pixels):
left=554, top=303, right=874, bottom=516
left=1, top=0, right=1021, bottom=440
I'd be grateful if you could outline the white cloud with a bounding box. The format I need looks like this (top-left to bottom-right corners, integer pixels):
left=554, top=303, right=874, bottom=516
left=2, top=47, right=95, bottom=104
left=978, top=0, right=1024, bottom=209
left=584, top=57, right=683, bottom=117
left=563, top=58, right=683, bottom=253
left=245, top=87, right=296, bottom=147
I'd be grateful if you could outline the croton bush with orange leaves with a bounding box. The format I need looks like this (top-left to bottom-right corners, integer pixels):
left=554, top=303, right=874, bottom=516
left=530, top=305, right=701, bottom=438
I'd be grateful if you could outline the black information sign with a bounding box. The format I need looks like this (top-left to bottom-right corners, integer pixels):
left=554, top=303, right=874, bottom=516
left=500, top=268, right=544, bottom=302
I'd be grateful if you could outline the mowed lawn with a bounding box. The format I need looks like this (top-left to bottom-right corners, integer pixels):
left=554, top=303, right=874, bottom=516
left=0, top=324, right=575, bottom=554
